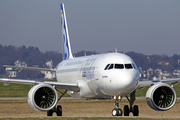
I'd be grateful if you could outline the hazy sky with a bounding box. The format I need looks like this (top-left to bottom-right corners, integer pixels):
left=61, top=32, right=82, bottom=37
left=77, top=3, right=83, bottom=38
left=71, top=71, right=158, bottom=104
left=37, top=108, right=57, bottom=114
left=0, top=0, right=180, bottom=56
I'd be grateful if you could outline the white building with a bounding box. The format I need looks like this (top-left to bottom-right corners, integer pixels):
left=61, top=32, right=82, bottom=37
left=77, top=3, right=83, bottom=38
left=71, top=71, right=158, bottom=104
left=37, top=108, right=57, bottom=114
left=5, top=60, right=27, bottom=78
left=44, top=60, right=56, bottom=79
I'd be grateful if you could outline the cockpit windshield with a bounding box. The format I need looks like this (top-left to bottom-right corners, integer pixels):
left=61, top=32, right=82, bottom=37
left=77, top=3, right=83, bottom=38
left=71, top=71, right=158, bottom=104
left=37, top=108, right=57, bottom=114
left=104, top=64, right=110, bottom=70
left=115, top=64, right=124, bottom=69
left=125, top=64, right=133, bottom=69
left=108, top=64, right=114, bottom=70
left=104, top=63, right=134, bottom=70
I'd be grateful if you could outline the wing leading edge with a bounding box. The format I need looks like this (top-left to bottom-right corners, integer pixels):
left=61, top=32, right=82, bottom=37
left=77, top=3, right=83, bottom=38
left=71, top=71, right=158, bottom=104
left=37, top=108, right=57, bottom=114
left=3, top=65, right=56, bottom=72
left=0, top=78, right=79, bottom=92
left=138, top=78, right=180, bottom=89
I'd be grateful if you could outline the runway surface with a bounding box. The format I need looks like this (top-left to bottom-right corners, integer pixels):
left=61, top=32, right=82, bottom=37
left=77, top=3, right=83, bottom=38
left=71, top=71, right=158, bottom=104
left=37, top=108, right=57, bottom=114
left=1, top=116, right=180, bottom=119
left=0, top=98, right=180, bottom=118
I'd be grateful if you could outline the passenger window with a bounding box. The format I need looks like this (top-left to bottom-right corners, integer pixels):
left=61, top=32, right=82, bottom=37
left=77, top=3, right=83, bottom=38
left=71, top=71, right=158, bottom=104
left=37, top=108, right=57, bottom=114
left=115, top=64, right=124, bottom=69
left=108, top=64, right=114, bottom=70
left=104, top=64, right=110, bottom=70
left=125, top=64, right=133, bottom=69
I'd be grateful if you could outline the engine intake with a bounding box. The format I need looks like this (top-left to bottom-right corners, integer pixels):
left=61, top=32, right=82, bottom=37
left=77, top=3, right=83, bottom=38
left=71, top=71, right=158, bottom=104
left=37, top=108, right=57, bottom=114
left=28, top=84, right=58, bottom=111
left=146, top=83, right=176, bottom=111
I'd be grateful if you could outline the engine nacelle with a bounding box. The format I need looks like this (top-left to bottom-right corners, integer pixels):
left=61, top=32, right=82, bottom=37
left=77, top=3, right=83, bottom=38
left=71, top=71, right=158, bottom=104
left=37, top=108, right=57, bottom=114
left=146, top=83, right=176, bottom=111
left=28, top=84, right=58, bottom=111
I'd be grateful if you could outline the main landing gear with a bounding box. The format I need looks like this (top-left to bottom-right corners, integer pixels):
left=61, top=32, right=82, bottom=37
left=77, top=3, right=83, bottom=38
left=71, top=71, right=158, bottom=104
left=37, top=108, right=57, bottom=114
left=112, top=90, right=139, bottom=116
left=47, top=90, right=67, bottom=116
left=47, top=105, right=62, bottom=116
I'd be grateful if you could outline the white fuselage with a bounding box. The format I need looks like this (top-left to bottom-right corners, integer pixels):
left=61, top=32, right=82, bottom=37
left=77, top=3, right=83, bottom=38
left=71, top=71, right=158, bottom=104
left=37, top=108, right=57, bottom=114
left=56, top=53, right=139, bottom=98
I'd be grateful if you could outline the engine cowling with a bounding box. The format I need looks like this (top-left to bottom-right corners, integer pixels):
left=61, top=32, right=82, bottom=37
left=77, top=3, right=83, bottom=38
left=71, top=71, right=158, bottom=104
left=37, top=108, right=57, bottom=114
left=28, top=84, right=58, bottom=111
left=146, top=83, right=176, bottom=111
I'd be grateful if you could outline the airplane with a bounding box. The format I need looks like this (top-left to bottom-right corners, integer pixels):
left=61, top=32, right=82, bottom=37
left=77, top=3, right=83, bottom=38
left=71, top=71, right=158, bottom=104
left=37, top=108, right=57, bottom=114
left=1, top=3, right=180, bottom=116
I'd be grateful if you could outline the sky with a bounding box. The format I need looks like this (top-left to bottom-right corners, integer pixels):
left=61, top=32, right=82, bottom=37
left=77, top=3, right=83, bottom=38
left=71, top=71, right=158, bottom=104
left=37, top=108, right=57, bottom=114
left=0, top=0, right=180, bottom=56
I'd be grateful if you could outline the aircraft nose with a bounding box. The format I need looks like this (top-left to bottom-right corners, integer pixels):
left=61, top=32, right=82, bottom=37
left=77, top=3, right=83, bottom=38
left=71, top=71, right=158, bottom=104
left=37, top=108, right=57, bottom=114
left=103, top=69, right=139, bottom=96
left=116, top=70, right=139, bottom=91
left=118, top=72, right=134, bottom=86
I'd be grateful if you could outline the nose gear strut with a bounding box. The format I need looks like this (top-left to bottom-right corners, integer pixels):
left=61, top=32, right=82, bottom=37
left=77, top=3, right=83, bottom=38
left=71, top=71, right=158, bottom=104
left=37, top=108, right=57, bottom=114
left=112, top=90, right=139, bottom=116
left=112, top=96, right=122, bottom=116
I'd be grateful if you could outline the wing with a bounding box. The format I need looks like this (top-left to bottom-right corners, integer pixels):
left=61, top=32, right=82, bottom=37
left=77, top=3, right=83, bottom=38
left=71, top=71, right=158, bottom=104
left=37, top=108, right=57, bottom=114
left=0, top=78, right=79, bottom=92
left=137, top=78, right=180, bottom=89
left=3, top=65, right=56, bottom=72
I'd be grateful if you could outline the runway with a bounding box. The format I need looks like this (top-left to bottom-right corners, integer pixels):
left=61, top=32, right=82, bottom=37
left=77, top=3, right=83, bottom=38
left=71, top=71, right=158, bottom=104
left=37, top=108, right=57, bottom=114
left=0, top=116, right=180, bottom=119
left=0, top=98, right=180, bottom=118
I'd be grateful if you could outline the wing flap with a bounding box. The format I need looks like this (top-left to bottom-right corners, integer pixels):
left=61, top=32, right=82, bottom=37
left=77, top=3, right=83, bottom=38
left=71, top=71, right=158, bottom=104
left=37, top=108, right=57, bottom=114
left=3, top=65, right=56, bottom=72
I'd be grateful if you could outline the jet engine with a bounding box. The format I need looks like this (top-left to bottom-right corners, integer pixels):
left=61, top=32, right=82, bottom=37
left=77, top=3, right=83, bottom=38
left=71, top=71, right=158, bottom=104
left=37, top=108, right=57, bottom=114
left=146, top=83, right=176, bottom=111
left=28, top=84, right=58, bottom=111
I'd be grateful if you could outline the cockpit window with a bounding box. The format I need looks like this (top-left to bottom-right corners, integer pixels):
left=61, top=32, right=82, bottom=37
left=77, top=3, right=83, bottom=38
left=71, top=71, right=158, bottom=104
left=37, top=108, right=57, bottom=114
left=104, top=64, right=110, bottom=70
left=108, top=64, right=114, bottom=70
left=115, top=64, right=124, bottom=69
left=132, top=63, right=138, bottom=70
left=125, top=64, right=133, bottom=69
left=104, top=63, right=134, bottom=70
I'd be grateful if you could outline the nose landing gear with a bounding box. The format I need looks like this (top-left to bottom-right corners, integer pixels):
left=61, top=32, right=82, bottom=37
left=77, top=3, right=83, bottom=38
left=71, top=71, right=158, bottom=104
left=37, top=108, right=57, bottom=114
left=112, top=90, right=139, bottom=116
left=112, top=96, right=122, bottom=116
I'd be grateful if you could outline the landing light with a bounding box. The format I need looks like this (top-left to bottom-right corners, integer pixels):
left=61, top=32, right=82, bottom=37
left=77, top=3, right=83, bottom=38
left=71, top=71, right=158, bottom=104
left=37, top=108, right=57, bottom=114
left=113, top=95, right=121, bottom=100
left=113, top=96, right=116, bottom=100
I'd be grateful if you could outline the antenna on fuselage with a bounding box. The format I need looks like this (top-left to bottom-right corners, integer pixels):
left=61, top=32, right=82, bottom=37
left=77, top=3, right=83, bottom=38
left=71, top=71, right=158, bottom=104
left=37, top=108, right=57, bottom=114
left=115, top=47, right=119, bottom=53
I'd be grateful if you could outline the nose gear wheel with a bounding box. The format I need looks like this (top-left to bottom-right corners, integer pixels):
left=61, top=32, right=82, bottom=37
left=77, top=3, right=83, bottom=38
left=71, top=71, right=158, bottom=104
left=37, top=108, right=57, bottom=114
left=112, top=90, right=139, bottom=116
left=112, top=98, right=123, bottom=116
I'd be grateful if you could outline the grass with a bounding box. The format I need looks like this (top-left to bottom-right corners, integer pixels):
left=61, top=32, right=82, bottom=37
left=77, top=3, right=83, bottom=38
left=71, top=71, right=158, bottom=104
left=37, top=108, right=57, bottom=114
left=136, top=82, right=180, bottom=97
left=1, top=82, right=180, bottom=97
left=0, top=83, right=70, bottom=97
left=0, top=83, right=31, bottom=97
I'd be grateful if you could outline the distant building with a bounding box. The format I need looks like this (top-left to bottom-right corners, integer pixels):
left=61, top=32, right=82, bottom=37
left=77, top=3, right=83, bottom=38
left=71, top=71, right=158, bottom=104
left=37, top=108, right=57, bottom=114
left=155, top=68, right=162, bottom=76
left=43, top=60, right=56, bottom=80
left=159, top=75, right=166, bottom=79
left=6, top=69, right=17, bottom=78
left=44, top=71, right=56, bottom=79
left=158, top=61, right=169, bottom=66
left=162, top=71, right=170, bottom=77
left=173, top=70, right=180, bottom=76
left=46, top=60, right=53, bottom=68
left=5, top=60, right=27, bottom=78
left=147, top=68, right=153, bottom=75
left=153, top=76, right=161, bottom=80
left=14, top=60, right=27, bottom=67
